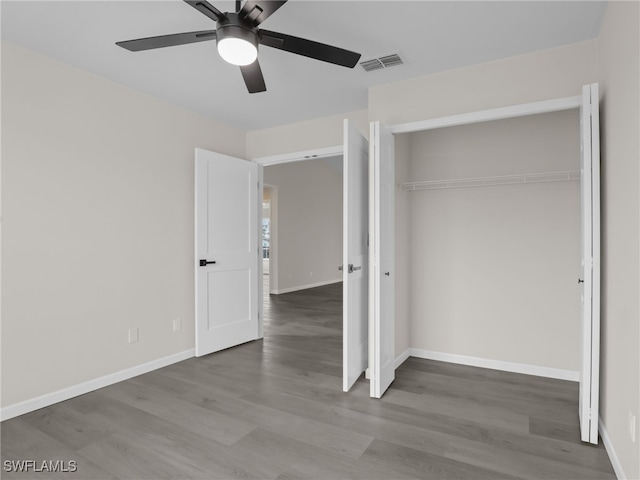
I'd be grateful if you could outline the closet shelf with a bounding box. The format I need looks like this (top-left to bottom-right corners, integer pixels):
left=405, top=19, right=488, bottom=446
left=400, top=171, right=580, bottom=191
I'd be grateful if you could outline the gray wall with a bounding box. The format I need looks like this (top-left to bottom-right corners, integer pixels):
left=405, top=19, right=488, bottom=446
left=264, top=158, right=343, bottom=293
left=598, top=2, right=640, bottom=478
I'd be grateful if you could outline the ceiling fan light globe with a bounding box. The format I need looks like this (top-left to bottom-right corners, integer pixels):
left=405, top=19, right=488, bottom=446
left=218, top=37, right=258, bottom=66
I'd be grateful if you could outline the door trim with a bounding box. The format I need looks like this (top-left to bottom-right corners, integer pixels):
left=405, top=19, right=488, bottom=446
left=252, top=145, right=343, bottom=166
left=388, top=95, right=582, bottom=134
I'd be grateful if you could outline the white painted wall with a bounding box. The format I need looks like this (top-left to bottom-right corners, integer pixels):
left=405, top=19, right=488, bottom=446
left=264, top=158, right=343, bottom=293
left=406, top=111, right=581, bottom=371
left=597, top=2, right=640, bottom=478
left=1, top=41, right=246, bottom=409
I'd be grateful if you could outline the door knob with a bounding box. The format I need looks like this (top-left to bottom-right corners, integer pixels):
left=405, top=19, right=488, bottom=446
left=199, top=259, right=217, bottom=267
left=578, top=278, right=584, bottom=284
left=340, top=264, right=360, bottom=273
left=385, top=272, right=390, bottom=276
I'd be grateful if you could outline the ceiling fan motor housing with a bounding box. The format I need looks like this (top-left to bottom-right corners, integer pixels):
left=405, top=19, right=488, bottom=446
left=216, top=13, right=259, bottom=52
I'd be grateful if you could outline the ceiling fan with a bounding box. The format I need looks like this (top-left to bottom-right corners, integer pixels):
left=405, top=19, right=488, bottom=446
left=116, top=0, right=362, bottom=94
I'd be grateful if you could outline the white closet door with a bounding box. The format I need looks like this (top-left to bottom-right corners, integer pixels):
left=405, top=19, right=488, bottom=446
left=343, top=119, right=370, bottom=392
left=369, top=121, right=395, bottom=398
left=579, top=82, right=601, bottom=444
left=195, top=148, right=261, bottom=357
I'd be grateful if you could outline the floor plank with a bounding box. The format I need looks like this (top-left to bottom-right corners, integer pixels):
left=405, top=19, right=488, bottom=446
left=2, top=282, right=616, bottom=479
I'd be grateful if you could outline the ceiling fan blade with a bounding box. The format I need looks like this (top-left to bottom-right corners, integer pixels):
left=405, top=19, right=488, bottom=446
left=183, top=0, right=225, bottom=22
left=240, top=60, right=267, bottom=93
left=116, top=30, right=216, bottom=52
left=259, top=30, right=361, bottom=68
left=240, top=0, right=287, bottom=26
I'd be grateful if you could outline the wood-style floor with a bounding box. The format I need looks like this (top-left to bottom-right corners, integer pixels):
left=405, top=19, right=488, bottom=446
left=2, top=282, right=616, bottom=479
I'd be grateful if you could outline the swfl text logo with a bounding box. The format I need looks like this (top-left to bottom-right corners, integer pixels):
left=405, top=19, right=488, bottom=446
left=3, top=460, right=78, bottom=473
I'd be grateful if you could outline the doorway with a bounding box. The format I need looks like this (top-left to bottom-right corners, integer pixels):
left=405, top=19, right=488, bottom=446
left=262, top=158, right=343, bottom=296
left=261, top=157, right=346, bottom=379
left=254, top=120, right=369, bottom=395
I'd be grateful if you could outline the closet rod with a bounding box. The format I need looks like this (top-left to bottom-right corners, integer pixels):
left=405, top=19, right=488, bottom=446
left=400, top=171, right=580, bottom=192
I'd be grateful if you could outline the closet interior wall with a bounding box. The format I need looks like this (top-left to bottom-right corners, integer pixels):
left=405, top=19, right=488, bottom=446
left=398, top=109, right=582, bottom=372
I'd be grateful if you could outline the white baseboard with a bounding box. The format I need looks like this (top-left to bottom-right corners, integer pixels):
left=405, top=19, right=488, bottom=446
left=272, top=278, right=342, bottom=295
left=406, top=348, right=579, bottom=382
left=1, top=349, right=195, bottom=422
left=395, top=348, right=411, bottom=369
left=599, top=417, right=626, bottom=480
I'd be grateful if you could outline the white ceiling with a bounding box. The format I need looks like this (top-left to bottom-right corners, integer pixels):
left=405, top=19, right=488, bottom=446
left=1, top=1, right=607, bottom=131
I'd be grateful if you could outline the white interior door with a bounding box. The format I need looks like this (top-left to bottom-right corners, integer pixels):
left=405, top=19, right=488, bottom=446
left=195, top=148, right=262, bottom=357
left=369, top=121, right=396, bottom=398
left=343, top=119, right=369, bottom=392
left=579, top=83, right=601, bottom=444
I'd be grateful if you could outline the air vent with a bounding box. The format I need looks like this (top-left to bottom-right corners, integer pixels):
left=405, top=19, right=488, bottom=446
left=360, top=52, right=405, bottom=72
left=360, top=58, right=384, bottom=72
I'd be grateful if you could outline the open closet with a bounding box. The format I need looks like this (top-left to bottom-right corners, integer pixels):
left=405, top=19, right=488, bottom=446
left=397, top=110, right=581, bottom=372
left=369, top=84, right=600, bottom=444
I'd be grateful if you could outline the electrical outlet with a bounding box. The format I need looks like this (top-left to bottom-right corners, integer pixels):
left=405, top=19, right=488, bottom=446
left=173, top=317, right=182, bottom=332
left=128, top=328, right=139, bottom=344
left=629, top=412, right=636, bottom=442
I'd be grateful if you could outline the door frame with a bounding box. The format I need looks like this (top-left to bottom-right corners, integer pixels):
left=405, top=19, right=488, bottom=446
left=386, top=95, right=582, bottom=135
left=252, top=147, right=345, bottom=335
left=379, top=94, right=585, bottom=366
left=253, top=145, right=343, bottom=166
